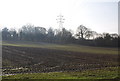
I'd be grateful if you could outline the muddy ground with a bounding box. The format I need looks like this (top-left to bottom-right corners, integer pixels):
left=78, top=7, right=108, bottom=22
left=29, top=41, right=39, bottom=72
left=2, top=45, right=119, bottom=74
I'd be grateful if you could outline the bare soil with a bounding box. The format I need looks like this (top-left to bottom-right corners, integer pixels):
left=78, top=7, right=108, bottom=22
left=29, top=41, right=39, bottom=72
left=2, top=45, right=119, bottom=74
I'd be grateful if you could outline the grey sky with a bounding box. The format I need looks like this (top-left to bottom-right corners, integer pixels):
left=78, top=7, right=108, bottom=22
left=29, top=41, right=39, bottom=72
left=0, top=0, right=119, bottom=34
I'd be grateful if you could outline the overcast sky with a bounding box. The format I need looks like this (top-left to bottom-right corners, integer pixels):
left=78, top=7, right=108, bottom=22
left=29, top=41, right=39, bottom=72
left=0, top=0, right=119, bottom=34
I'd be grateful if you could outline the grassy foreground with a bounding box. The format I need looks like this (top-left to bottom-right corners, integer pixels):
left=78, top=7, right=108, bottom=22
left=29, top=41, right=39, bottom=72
left=2, top=67, right=119, bottom=79
left=2, top=41, right=118, bottom=55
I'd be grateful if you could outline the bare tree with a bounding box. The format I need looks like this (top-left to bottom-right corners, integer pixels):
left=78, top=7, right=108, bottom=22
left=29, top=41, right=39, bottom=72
left=76, top=25, right=89, bottom=39
left=85, top=31, right=98, bottom=39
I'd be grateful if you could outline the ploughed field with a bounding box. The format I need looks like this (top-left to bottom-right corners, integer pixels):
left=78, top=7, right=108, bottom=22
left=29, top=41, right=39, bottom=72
left=2, top=45, right=119, bottom=75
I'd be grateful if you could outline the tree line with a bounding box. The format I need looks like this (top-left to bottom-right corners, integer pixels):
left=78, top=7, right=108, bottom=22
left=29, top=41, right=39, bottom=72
left=0, top=24, right=119, bottom=47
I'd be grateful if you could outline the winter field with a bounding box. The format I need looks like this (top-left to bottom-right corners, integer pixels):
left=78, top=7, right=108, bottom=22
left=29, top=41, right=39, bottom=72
left=1, top=41, right=119, bottom=80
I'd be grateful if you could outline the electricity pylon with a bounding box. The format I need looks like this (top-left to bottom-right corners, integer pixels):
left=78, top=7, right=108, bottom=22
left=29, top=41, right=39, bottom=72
left=56, top=14, right=65, bottom=31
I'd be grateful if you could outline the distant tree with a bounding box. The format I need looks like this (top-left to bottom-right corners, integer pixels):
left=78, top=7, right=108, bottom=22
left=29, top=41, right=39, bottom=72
left=95, top=33, right=119, bottom=47
left=21, top=24, right=35, bottom=34
left=54, top=29, right=61, bottom=43
left=18, top=24, right=47, bottom=42
left=2, top=27, right=11, bottom=40
left=84, top=31, right=97, bottom=39
left=103, top=33, right=112, bottom=40
left=34, top=27, right=47, bottom=41
left=35, top=27, right=46, bottom=35
left=110, top=33, right=118, bottom=38
left=47, top=27, right=54, bottom=42
left=18, top=30, right=24, bottom=40
left=1, top=24, right=119, bottom=47
left=95, top=36, right=104, bottom=46
left=9, top=29, right=18, bottom=40
left=63, top=28, right=72, bottom=37
left=76, top=25, right=89, bottom=39
left=21, top=24, right=35, bottom=41
left=54, top=28, right=73, bottom=43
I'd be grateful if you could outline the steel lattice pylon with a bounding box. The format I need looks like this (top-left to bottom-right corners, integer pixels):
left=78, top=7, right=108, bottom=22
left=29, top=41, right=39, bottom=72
left=56, top=14, right=65, bottom=31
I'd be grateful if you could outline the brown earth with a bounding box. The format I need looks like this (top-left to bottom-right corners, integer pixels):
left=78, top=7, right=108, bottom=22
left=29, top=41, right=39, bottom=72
left=2, top=45, right=119, bottom=74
